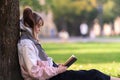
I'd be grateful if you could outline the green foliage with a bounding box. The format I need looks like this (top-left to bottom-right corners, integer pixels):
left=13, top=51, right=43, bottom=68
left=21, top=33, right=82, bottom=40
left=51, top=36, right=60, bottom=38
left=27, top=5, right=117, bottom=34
left=47, top=0, right=97, bottom=19
left=20, top=0, right=42, bottom=11
left=102, top=0, right=115, bottom=23
left=46, top=0, right=98, bottom=36
left=42, top=42, right=120, bottom=77
left=19, top=0, right=120, bottom=35
left=20, top=0, right=32, bottom=6
left=97, top=0, right=108, bottom=4
left=97, top=0, right=120, bottom=23
left=113, top=0, right=120, bottom=17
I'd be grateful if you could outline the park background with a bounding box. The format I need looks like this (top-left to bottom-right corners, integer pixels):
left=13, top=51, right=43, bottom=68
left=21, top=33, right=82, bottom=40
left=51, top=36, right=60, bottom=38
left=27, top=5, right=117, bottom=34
left=19, top=0, right=120, bottom=77
left=1, top=0, right=120, bottom=80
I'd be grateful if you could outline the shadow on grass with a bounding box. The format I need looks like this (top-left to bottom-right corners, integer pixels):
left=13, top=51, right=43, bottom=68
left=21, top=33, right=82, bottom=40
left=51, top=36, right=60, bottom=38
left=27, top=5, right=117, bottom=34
left=48, top=52, right=120, bottom=64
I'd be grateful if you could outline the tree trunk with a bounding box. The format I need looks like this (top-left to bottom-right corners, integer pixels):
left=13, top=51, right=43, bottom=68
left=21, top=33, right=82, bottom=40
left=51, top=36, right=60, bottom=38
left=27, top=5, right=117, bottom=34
left=0, top=0, right=23, bottom=80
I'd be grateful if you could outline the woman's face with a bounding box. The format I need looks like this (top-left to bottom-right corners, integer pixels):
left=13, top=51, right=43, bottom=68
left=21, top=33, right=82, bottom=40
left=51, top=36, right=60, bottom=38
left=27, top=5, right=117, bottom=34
left=34, top=20, right=43, bottom=34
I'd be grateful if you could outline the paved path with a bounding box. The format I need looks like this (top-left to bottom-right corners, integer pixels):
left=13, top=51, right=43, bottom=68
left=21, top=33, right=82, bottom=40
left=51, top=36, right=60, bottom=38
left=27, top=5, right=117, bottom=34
left=40, top=37, right=120, bottom=43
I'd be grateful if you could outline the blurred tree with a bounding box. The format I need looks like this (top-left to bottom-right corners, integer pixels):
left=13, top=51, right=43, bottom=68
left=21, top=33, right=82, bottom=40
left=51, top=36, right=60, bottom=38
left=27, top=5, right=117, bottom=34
left=20, top=0, right=42, bottom=11
left=102, top=0, right=115, bottom=23
left=0, top=0, right=23, bottom=80
left=113, top=0, right=120, bottom=17
left=46, top=0, right=98, bottom=36
left=19, top=0, right=120, bottom=36
left=97, top=0, right=108, bottom=4
left=97, top=0, right=120, bottom=23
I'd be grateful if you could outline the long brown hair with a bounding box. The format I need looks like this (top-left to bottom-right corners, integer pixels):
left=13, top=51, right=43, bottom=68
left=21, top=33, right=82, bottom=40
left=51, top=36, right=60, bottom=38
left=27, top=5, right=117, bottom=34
left=23, top=7, right=44, bottom=29
left=23, top=7, right=44, bottom=40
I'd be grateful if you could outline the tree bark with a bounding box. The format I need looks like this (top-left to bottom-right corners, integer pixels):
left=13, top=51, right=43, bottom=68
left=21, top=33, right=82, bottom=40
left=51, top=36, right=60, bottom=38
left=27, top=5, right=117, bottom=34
left=0, top=0, right=23, bottom=80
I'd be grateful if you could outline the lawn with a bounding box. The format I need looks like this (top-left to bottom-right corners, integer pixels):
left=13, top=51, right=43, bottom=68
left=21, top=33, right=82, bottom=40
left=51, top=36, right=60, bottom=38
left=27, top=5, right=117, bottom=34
left=42, top=42, right=120, bottom=77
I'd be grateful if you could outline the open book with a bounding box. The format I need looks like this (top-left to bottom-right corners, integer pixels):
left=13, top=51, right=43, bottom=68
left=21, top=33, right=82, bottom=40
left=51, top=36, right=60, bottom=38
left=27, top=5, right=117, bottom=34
left=63, top=55, right=77, bottom=67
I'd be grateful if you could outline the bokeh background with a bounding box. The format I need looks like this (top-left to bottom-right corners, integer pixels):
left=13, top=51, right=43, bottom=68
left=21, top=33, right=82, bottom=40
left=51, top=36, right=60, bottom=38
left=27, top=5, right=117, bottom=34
left=20, top=0, right=120, bottom=38
left=20, top=0, right=120, bottom=77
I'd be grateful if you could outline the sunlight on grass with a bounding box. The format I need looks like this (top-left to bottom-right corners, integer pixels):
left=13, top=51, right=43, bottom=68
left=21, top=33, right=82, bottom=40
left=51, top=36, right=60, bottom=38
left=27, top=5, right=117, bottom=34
left=45, top=49, right=120, bottom=54
left=42, top=42, right=120, bottom=77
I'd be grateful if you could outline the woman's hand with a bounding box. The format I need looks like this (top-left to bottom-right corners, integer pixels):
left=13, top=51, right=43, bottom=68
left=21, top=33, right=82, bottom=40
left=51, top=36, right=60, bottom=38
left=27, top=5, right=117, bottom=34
left=37, top=60, right=45, bottom=67
left=57, top=64, right=67, bottom=73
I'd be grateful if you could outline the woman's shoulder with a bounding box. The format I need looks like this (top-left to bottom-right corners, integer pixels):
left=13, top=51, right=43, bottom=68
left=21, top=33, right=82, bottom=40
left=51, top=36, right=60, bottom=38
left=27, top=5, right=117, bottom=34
left=18, top=39, right=34, bottom=46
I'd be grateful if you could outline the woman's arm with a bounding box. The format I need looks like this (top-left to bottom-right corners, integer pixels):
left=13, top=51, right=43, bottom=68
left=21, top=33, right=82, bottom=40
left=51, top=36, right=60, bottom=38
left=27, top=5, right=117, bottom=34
left=20, top=40, right=67, bottom=80
left=31, top=60, right=67, bottom=80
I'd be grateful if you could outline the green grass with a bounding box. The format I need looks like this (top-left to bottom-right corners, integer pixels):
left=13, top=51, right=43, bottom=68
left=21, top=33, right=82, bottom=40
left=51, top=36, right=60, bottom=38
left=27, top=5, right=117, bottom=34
left=42, top=42, right=120, bottom=77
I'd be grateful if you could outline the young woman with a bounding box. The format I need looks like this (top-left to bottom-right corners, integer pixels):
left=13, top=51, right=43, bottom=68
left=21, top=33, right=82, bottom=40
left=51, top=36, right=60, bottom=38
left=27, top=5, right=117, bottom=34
left=18, top=7, right=120, bottom=80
